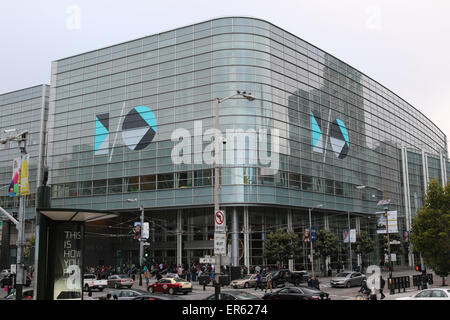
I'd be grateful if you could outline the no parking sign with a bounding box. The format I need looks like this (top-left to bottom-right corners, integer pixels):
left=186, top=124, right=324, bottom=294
left=214, top=210, right=225, bottom=232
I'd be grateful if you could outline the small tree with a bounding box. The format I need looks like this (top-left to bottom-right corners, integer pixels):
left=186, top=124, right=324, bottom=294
left=411, top=179, right=450, bottom=286
left=263, top=228, right=300, bottom=267
left=354, top=231, right=374, bottom=272
left=314, top=230, right=339, bottom=274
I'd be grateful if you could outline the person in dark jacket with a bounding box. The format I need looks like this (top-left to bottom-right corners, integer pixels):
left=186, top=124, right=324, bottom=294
left=255, top=271, right=263, bottom=291
left=380, top=276, right=386, bottom=299
left=314, top=276, right=320, bottom=290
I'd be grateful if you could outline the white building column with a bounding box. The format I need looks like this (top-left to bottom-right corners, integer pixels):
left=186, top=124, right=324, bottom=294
left=243, top=206, right=250, bottom=269
left=356, top=216, right=362, bottom=268
left=287, top=209, right=293, bottom=271
left=324, top=214, right=331, bottom=270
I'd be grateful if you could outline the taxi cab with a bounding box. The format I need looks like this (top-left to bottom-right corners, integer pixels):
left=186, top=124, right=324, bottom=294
left=148, top=277, right=192, bottom=295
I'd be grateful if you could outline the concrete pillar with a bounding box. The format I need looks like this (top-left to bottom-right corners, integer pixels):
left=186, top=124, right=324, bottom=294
left=243, top=207, right=250, bottom=269
left=231, top=207, right=239, bottom=267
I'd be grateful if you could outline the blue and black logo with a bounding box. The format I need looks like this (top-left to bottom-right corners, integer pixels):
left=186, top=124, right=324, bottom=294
left=94, top=106, right=157, bottom=156
left=94, top=113, right=110, bottom=156
left=311, top=111, right=349, bottom=159
left=122, top=106, right=157, bottom=151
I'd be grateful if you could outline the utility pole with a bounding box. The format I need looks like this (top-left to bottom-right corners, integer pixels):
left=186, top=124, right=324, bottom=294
left=213, top=91, right=255, bottom=300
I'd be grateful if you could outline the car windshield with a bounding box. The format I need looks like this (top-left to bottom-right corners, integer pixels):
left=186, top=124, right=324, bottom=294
left=119, top=275, right=129, bottom=279
left=175, top=279, right=186, bottom=283
left=336, top=273, right=350, bottom=277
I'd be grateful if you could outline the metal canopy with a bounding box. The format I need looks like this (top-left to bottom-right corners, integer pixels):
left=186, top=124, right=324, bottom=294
left=37, top=208, right=119, bottom=222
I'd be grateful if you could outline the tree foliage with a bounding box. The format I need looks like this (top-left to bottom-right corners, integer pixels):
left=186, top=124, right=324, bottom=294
left=314, top=229, right=339, bottom=261
left=411, top=179, right=450, bottom=286
left=354, top=231, right=375, bottom=264
left=263, top=228, right=300, bottom=266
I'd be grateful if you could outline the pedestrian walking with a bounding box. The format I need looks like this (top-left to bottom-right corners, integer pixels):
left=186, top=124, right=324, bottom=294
left=314, top=276, right=320, bottom=290
left=380, top=276, right=386, bottom=299
left=145, top=267, right=151, bottom=287
left=255, top=271, right=263, bottom=291
left=265, top=272, right=273, bottom=293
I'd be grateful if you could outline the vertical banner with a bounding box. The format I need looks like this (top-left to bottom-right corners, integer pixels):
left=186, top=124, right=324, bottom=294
left=9, top=157, right=21, bottom=197
left=343, top=229, right=357, bottom=243
left=133, top=222, right=142, bottom=240
left=376, top=211, right=398, bottom=233
left=311, top=226, right=317, bottom=242
left=53, top=223, right=83, bottom=300
left=20, top=154, right=30, bottom=196
left=142, top=222, right=149, bottom=240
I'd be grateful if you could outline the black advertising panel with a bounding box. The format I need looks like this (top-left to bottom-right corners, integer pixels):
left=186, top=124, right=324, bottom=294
left=53, top=222, right=84, bottom=300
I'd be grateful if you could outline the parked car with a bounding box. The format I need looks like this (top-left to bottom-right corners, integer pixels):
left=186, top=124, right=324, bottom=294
left=3, top=288, right=34, bottom=300
left=204, top=290, right=262, bottom=300
left=271, top=269, right=306, bottom=287
left=230, top=274, right=267, bottom=289
left=263, top=286, right=330, bottom=300
left=105, top=288, right=149, bottom=300
left=107, top=274, right=134, bottom=289
left=330, top=271, right=366, bottom=288
left=396, top=288, right=450, bottom=300
left=132, top=293, right=185, bottom=300
left=83, top=273, right=108, bottom=292
left=148, top=277, right=192, bottom=295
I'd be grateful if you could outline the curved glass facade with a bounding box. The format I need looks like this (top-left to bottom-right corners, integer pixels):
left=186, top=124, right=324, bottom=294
left=45, top=17, right=448, bottom=267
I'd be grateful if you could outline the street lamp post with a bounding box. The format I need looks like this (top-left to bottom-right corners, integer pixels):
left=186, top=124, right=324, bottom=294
left=213, top=91, right=255, bottom=299
left=0, top=130, right=28, bottom=300
left=127, top=198, right=145, bottom=287
left=308, top=204, right=322, bottom=278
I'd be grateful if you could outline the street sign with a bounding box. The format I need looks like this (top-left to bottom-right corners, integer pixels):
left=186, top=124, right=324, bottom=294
left=214, top=233, right=226, bottom=255
left=215, top=210, right=226, bottom=232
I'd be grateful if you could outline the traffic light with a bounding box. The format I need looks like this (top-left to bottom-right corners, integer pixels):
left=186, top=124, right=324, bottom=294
left=144, top=246, right=151, bottom=260
left=415, top=264, right=421, bottom=272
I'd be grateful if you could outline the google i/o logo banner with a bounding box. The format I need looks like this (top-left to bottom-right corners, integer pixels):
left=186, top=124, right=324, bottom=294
left=311, top=111, right=349, bottom=159
left=94, top=106, right=157, bottom=156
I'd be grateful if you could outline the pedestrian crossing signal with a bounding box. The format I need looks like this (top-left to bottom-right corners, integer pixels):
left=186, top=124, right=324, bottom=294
left=415, top=265, right=421, bottom=272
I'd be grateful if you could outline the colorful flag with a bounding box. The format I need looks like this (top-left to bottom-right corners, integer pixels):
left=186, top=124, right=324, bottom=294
left=20, top=154, right=30, bottom=196
left=9, top=157, right=21, bottom=197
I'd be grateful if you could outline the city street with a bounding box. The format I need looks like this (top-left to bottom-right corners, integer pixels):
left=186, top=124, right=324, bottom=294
left=70, top=268, right=449, bottom=301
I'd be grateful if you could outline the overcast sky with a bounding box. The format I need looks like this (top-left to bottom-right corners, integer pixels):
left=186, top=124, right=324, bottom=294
left=1, top=0, right=449, bottom=150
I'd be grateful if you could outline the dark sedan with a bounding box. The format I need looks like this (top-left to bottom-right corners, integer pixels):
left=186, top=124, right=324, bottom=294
left=263, top=286, right=330, bottom=300
left=204, top=290, right=262, bottom=300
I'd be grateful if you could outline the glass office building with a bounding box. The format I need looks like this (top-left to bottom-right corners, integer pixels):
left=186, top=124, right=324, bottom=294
left=0, top=85, right=49, bottom=268
left=42, top=17, right=448, bottom=269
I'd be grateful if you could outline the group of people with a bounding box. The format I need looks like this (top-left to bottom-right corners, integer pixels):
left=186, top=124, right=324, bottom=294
left=358, top=276, right=386, bottom=300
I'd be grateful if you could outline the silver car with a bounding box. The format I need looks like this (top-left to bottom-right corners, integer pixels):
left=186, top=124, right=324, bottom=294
left=330, top=272, right=366, bottom=288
